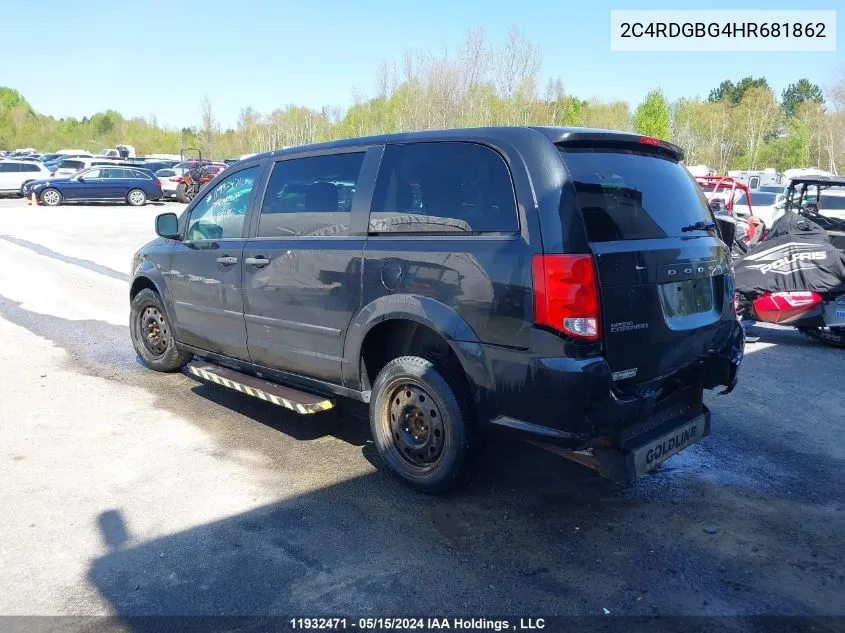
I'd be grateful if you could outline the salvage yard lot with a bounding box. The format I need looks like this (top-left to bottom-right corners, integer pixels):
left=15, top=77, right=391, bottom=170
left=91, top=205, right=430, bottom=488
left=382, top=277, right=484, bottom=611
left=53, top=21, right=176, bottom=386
left=1, top=197, right=843, bottom=617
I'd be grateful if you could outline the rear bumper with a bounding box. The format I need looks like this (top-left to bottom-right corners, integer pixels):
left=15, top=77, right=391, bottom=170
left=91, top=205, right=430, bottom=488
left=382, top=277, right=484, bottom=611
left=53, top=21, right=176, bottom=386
left=481, top=318, right=744, bottom=448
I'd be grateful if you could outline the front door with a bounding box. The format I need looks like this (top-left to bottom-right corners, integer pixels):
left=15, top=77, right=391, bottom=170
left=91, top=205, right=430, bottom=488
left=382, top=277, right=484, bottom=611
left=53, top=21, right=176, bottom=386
left=242, top=150, right=369, bottom=383
left=0, top=162, right=18, bottom=191
left=168, top=164, right=263, bottom=359
left=99, top=167, right=131, bottom=199
left=66, top=168, right=104, bottom=200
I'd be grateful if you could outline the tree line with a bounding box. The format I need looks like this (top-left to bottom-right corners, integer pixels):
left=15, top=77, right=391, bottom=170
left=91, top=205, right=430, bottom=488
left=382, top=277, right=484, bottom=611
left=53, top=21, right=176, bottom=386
left=1, top=26, right=843, bottom=174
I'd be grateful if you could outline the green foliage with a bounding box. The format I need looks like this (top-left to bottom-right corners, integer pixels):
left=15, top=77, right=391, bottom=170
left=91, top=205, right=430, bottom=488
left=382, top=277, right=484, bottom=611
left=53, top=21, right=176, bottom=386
left=707, top=77, right=770, bottom=105
left=633, top=90, right=670, bottom=139
left=781, top=79, right=824, bottom=118
left=1, top=54, right=843, bottom=175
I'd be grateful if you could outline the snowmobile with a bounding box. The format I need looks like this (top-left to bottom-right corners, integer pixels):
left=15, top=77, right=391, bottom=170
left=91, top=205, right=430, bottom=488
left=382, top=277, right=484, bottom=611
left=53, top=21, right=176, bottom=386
left=733, top=176, right=845, bottom=347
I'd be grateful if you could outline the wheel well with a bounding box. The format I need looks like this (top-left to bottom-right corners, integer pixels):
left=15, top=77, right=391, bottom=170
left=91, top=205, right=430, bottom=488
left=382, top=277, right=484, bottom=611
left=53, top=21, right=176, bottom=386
left=130, top=276, right=158, bottom=300
left=360, top=320, right=470, bottom=395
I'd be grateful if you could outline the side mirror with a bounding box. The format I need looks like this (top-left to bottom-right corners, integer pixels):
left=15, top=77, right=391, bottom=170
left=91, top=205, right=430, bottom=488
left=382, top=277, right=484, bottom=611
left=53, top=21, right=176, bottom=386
left=155, top=212, right=180, bottom=239
left=77, top=177, right=85, bottom=182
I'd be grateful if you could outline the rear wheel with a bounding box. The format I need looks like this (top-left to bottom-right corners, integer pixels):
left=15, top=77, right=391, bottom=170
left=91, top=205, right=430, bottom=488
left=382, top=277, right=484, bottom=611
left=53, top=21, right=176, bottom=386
left=130, top=288, right=193, bottom=371
left=370, top=356, right=473, bottom=493
left=40, top=188, right=62, bottom=206
left=127, top=189, right=147, bottom=206
left=798, top=327, right=845, bottom=348
left=175, top=182, right=196, bottom=203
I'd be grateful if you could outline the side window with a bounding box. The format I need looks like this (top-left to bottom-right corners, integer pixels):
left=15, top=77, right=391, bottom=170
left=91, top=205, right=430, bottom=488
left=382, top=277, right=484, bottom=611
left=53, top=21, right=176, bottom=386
left=258, top=152, right=365, bottom=238
left=82, top=169, right=102, bottom=179
left=186, top=165, right=260, bottom=241
left=0, top=163, right=19, bottom=172
left=21, top=163, right=40, bottom=173
left=131, top=169, right=151, bottom=179
left=370, top=142, right=518, bottom=233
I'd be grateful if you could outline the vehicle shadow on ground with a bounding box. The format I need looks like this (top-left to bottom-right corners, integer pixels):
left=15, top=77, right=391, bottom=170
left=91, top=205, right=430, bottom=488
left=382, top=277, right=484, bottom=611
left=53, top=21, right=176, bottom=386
left=2, top=295, right=844, bottom=618
left=187, top=381, right=373, bottom=447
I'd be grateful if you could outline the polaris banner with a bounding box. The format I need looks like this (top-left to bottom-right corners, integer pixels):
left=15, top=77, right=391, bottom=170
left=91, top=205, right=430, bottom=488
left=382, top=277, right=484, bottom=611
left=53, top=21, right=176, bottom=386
left=735, top=214, right=845, bottom=295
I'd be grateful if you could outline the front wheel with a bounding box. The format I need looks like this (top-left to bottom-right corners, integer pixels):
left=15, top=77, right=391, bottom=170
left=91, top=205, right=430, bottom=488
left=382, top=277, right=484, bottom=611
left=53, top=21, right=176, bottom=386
left=40, top=188, right=62, bottom=206
left=798, top=327, right=845, bottom=348
left=369, top=356, right=473, bottom=493
left=130, top=288, right=193, bottom=371
left=127, top=188, right=147, bottom=206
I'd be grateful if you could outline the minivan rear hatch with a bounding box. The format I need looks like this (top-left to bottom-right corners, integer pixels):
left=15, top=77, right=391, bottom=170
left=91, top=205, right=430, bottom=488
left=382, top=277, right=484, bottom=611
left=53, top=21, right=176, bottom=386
left=559, top=140, right=732, bottom=385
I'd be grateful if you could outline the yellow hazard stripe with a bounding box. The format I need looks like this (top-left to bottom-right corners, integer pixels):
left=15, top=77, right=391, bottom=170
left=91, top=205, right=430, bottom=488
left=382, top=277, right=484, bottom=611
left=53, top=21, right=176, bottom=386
left=188, top=366, right=334, bottom=414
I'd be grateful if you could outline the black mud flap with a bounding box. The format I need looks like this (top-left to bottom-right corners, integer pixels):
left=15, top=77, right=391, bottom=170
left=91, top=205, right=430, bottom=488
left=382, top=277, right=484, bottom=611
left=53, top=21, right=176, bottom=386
left=593, top=407, right=712, bottom=484
left=700, top=318, right=745, bottom=395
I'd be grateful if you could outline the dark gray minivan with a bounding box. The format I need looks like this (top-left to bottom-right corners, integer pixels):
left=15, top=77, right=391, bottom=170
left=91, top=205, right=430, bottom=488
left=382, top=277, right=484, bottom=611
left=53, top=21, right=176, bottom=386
left=130, top=127, right=744, bottom=492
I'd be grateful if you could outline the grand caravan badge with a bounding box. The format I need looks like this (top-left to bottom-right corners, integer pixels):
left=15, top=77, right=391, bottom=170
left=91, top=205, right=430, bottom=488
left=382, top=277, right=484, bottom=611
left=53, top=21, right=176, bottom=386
left=742, top=242, right=828, bottom=276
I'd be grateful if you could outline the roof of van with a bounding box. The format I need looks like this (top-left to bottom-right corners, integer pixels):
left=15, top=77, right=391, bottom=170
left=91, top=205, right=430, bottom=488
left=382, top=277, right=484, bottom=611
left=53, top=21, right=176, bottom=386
left=234, top=126, right=684, bottom=167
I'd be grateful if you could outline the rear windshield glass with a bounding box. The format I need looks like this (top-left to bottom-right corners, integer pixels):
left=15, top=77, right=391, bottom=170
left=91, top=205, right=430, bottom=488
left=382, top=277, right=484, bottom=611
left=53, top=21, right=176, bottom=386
left=561, top=148, right=712, bottom=242
left=819, top=194, right=845, bottom=211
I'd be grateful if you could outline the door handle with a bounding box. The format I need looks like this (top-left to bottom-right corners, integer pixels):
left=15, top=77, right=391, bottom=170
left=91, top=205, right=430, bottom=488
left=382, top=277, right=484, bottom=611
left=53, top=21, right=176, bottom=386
left=245, top=256, right=270, bottom=268
left=216, top=256, right=238, bottom=266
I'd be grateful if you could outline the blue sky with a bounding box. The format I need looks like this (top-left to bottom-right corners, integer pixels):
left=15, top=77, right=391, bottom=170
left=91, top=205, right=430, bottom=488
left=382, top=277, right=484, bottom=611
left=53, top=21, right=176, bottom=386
left=3, top=0, right=841, bottom=129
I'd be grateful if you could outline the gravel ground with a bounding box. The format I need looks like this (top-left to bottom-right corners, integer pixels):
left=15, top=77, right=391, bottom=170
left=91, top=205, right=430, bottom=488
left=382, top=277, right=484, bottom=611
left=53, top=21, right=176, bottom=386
left=0, top=197, right=843, bottom=622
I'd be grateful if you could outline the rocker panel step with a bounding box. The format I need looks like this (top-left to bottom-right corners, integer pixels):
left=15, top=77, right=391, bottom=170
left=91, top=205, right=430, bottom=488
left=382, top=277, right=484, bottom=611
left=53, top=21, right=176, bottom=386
left=186, top=362, right=334, bottom=414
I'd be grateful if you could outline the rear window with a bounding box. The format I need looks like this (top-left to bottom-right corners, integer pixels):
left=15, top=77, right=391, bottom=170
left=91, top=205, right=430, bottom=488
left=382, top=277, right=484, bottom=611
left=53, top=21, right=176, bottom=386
left=370, top=142, right=518, bottom=234
left=819, top=195, right=845, bottom=211
left=561, top=148, right=712, bottom=242
left=748, top=192, right=777, bottom=206
left=62, top=160, right=84, bottom=169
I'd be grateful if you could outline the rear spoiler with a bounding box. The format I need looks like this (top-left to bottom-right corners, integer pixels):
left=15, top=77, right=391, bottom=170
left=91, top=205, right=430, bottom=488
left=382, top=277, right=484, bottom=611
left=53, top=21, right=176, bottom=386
left=534, top=128, right=684, bottom=162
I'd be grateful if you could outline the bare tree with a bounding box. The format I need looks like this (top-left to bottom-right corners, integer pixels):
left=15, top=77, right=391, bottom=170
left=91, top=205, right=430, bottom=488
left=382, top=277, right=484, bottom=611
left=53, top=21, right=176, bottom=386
left=199, top=94, right=219, bottom=157
left=495, top=25, right=541, bottom=101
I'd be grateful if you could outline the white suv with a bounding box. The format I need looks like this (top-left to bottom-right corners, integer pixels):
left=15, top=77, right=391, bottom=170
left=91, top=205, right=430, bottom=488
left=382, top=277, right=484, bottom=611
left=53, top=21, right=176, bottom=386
left=0, top=160, right=52, bottom=196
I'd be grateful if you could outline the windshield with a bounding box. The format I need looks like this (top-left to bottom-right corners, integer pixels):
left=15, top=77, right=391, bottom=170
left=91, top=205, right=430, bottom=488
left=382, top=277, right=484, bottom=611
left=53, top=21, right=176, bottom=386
left=562, top=148, right=713, bottom=241
left=818, top=194, right=845, bottom=210
left=736, top=192, right=777, bottom=206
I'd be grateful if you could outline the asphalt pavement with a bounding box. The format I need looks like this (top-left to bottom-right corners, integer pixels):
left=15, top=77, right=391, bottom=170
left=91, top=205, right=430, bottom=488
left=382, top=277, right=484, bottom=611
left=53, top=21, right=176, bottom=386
left=1, top=197, right=843, bottom=622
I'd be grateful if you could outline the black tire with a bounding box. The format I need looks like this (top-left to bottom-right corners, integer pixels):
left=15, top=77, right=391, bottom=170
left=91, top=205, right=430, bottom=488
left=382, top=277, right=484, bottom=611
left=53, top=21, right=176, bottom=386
left=798, top=327, right=845, bottom=349
left=130, top=288, right=193, bottom=371
left=369, top=355, right=473, bottom=493
left=40, top=188, right=62, bottom=206
left=127, top=188, right=147, bottom=206
left=175, top=182, right=189, bottom=203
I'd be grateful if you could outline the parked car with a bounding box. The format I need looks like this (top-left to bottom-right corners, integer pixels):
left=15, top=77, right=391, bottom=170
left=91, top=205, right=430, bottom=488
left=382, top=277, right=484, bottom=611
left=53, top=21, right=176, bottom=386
left=732, top=190, right=785, bottom=229
left=154, top=167, right=186, bottom=198
left=128, top=159, right=179, bottom=173
left=24, top=166, right=162, bottom=206
left=8, top=155, right=44, bottom=163
left=51, top=157, right=101, bottom=177
left=128, top=127, right=744, bottom=492
left=0, top=160, right=52, bottom=196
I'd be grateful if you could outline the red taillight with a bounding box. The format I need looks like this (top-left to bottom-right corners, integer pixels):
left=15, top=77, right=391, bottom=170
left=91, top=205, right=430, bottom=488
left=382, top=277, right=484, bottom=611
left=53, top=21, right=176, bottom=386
left=532, top=254, right=600, bottom=341
left=752, top=291, right=822, bottom=324
left=152, top=179, right=161, bottom=187
left=169, top=177, right=183, bottom=182
left=640, top=136, right=661, bottom=146
left=50, top=172, right=55, bottom=177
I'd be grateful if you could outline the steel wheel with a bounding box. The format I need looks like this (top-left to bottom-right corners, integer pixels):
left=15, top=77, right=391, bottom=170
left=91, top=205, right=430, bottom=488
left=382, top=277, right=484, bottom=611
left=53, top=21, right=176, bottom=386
left=382, top=380, right=445, bottom=469
left=41, top=189, right=61, bottom=206
left=128, top=189, right=146, bottom=206
left=139, top=305, right=170, bottom=357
